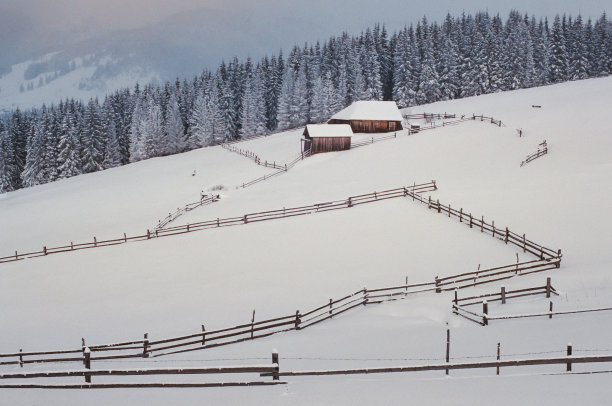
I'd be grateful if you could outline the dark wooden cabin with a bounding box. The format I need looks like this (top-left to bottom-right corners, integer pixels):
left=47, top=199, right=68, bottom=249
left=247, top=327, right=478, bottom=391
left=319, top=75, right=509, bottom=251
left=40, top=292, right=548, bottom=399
left=328, top=101, right=403, bottom=133
left=303, top=124, right=353, bottom=155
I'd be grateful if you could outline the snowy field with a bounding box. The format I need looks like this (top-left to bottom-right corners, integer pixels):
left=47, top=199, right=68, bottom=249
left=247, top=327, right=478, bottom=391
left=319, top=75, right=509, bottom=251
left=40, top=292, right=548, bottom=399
left=1, top=77, right=612, bottom=404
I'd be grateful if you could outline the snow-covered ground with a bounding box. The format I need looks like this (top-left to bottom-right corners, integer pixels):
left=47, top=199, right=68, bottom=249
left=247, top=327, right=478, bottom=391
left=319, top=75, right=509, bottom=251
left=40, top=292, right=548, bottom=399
left=1, top=77, right=612, bottom=404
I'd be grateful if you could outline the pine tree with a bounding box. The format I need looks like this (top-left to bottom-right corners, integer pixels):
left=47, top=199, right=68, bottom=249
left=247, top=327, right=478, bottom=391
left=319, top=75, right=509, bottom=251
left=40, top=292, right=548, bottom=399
left=22, top=117, right=47, bottom=187
left=0, top=126, right=17, bottom=193
left=164, top=92, right=186, bottom=153
left=81, top=98, right=104, bottom=173
left=550, top=15, right=569, bottom=82
left=57, top=114, right=82, bottom=179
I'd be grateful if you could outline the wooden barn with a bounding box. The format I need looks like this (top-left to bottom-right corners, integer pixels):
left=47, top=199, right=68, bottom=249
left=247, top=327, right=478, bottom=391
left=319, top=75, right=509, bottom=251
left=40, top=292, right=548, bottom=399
left=302, top=124, right=353, bottom=155
left=328, top=101, right=404, bottom=133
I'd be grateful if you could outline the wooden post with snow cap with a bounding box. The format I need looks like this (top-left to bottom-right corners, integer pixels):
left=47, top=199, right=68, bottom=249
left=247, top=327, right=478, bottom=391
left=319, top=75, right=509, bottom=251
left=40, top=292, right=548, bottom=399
left=329, top=299, right=333, bottom=316
left=143, top=333, right=149, bottom=358
left=567, top=344, right=573, bottom=371
left=251, top=310, right=256, bottom=339
left=295, top=311, right=301, bottom=330
left=272, top=350, right=279, bottom=381
left=549, top=301, right=553, bottom=319
left=202, top=325, right=206, bottom=345
left=546, top=277, right=552, bottom=298
left=19, top=349, right=23, bottom=368
left=83, top=347, right=91, bottom=383
left=445, top=329, right=450, bottom=375
left=496, top=343, right=501, bottom=375
left=482, top=301, right=489, bottom=326
left=501, top=286, right=506, bottom=304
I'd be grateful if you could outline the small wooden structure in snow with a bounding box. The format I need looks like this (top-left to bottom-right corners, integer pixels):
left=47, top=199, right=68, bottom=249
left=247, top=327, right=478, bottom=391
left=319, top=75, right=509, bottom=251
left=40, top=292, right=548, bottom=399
left=302, top=124, right=353, bottom=155
left=328, top=101, right=403, bottom=133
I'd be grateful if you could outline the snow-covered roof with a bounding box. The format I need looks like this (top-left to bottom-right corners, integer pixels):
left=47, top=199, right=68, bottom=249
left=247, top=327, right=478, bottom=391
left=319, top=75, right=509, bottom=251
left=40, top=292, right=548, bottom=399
left=330, top=101, right=403, bottom=122
left=304, top=124, right=353, bottom=138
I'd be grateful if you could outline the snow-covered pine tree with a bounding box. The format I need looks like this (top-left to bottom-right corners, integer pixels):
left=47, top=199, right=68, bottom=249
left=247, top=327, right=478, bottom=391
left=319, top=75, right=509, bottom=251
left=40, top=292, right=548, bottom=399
left=21, top=115, right=48, bottom=187
left=164, top=91, right=186, bottom=154
left=0, top=124, right=17, bottom=193
left=57, top=113, right=82, bottom=179
left=81, top=98, right=104, bottom=173
left=239, top=65, right=267, bottom=137
left=550, top=15, right=570, bottom=82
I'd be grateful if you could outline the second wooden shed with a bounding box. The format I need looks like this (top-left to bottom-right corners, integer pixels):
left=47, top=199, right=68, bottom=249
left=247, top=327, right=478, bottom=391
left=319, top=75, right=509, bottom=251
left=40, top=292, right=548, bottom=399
left=303, top=124, right=353, bottom=155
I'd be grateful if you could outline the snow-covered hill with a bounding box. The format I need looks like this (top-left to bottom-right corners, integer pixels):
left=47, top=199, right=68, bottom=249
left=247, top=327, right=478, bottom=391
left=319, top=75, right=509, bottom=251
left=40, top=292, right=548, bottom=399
left=0, top=52, right=160, bottom=112
left=1, top=77, right=611, bottom=404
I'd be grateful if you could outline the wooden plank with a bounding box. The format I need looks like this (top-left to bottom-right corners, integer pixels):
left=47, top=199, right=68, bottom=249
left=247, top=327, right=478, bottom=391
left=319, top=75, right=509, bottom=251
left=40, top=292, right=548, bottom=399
left=0, top=381, right=287, bottom=389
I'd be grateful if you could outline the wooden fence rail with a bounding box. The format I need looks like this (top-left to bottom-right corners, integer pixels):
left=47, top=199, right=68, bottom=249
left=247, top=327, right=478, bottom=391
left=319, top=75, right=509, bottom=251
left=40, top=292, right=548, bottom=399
left=0, top=182, right=435, bottom=265
left=260, top=354, right=612, bottom=377
left=155, top=194, right=220, bottom=231
left=521, top=140, right=548, bottom=167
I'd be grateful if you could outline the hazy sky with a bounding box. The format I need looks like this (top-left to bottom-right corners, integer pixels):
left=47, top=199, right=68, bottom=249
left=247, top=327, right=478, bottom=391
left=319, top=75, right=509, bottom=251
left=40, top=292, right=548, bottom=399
left=1, top=0, right=610, bottom=69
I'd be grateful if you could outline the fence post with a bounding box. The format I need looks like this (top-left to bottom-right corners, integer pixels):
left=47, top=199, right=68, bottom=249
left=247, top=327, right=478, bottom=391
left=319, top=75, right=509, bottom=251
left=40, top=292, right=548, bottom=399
left=43, top=246, right=47, bottom=255
left=505, top=228, right=509, bottom=244
left=93, top=236, right=97, bottom=247
left=492, top=221, right=495, bottom=237
left=143, top=333, right=150, bottom=358
left=481, top=216, right=484, bottom=232
left=295, top=311, right=301, bottom=330
left=251, top=309, right=256, bottom=339
left=459, top=208, right=463, bottom=223
left=123, top=233, right=127, bottom=243
left=557, top=249, right=562, bottom=267
left=428, top=196, right=431, bottom=209
left=363, top=287, right=369, bottom=305
left=453, top=289, right=458, bottom=305
left=272, top=350, right=279, bottom=381
left=19, top=349, right=23, bottom=368
left=501, top=286, right=506, bottom=304
left=435, top=276, right=441, bottom=293
left=469, top=213, right=473, bottom=228
left=549, top=301, right=553, bottom=319
left=445, top=328, right=450, bottom=375
left=329, top=299, right=333, bottom=317
left=147, top=229, right=150, bottom=240
left=567, top=344, right=572, bottom=371
left=546, top=277, right=551, bottom=298
left=437, top=199, right=441, bottom=213
left=448, top=204, right=451, bottom=218
left=244, top=215, right=248, bottom=224
left=202, top=324, right=206, bottom=345
left=496, top=343, right=501, bottom=375
left=83, top=347, right=91, bottom=383
left=483, top=301, right=488, bottom=326
left=540, top=246, right=544, bottom=260
left=523, top=234, right=526, bottom=253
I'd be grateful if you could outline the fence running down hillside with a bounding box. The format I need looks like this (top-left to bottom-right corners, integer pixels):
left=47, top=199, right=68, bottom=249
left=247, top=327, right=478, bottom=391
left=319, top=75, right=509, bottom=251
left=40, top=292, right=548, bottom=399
left=154, top=194, right=220, bottom=231
left=405, top=114, right=504, bottom=134
left=0, top=183, right=565, bottom=369
left=221, top=143, right=289, bottom=171
left=0, top=182, right=435, bottom=265
left=521, top=140, right=548, bottom=167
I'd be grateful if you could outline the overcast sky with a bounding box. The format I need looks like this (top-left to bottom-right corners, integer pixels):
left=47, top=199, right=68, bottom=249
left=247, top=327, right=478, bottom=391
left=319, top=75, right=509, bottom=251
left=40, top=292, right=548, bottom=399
left=1, top=0, right=610, bottom=68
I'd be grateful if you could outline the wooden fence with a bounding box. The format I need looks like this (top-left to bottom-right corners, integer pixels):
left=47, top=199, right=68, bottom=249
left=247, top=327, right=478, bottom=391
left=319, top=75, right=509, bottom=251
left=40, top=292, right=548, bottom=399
left=0, top=181, right=566, bottom=368
left=0, top=353, right=283, bottom=388
left=260, top=353, right=612, bottom=378
left=406, top=114, right=504, bottom=135
left=521, top=140, right=548, bottom=167
left=221, top=143, right=288, bottom=171
left=452, top=278, right=559, bottom=325
left=155, top=194, right=220, bottom=231
left=403, top=112, right=457, bottom=120
left=0, top=182, right=435, bottom=265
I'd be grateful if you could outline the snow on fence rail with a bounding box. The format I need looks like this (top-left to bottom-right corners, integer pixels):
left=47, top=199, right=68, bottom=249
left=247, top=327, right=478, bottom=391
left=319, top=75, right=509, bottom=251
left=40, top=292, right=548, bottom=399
left=521, top=140, right=548, bottom=167
left=154, top=194, right=220, bottom=231
left=0, top=182, right=435, bottom=265
left=0, top=357, right=284, bottom=388
left=259, top=354, right=612, bottom=378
